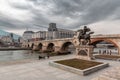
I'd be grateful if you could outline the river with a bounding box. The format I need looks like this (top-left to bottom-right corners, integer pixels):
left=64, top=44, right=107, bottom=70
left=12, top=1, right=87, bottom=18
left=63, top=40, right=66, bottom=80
left=93, top=48, right=118, bottom=54
left=0, top=48, right=118, bottom=62
left=0, top=50, right=40, bottom=62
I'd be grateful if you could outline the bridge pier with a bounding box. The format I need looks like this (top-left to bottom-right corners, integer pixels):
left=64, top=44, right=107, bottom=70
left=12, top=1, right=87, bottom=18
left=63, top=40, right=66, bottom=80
left=54, top=46, right=61, bottom=52
left=42, top=46, right=47, bottom=51
left=32, top=45, right=38, bottom=51
left=42, top=46, right=61, bottom=52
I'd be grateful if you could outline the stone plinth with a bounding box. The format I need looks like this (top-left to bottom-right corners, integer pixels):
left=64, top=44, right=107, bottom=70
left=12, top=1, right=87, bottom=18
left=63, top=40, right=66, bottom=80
left=76, top=45, right=94, bottom=60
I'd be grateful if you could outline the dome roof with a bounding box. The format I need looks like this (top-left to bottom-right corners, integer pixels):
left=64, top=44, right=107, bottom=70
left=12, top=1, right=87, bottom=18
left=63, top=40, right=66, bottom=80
left=24, top=31, right=34, bottom=33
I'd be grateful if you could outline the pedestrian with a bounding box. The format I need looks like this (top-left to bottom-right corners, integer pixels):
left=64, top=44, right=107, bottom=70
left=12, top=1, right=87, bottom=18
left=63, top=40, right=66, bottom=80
left=110, top=50, right=112, bottom=55
left=107, top=50, right=109, bottom=54
left=104, top=50, right=106, bottom=54
left=99, top=50, right=101, bottom=54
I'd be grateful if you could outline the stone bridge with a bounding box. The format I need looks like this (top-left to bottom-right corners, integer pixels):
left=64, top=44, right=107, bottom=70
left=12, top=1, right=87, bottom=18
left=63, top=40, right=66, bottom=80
left=22, top=34, right=120, bottom=55
left=23, top=38, right=77, bottom=52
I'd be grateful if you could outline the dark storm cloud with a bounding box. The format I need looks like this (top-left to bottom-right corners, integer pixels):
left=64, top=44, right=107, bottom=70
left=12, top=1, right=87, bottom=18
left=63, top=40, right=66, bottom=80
left=0, top=14, right=21, bottom=29
left=0, top=0, right=120, bottom=32
left=80, top=0, right=120, bottom=24
left=49, top=0, right=120, bottom=28
left=30, top=9, right=50, bottom=27
left=10, top=4, right=29, bottom=10
left=51, top=0, right=87, bottom=17
left=0, top=13, right=32, bottom=30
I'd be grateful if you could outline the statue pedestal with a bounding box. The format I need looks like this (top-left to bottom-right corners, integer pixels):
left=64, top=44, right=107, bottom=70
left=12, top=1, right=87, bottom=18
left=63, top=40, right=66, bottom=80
left=76, top=45, right=94, bottom=60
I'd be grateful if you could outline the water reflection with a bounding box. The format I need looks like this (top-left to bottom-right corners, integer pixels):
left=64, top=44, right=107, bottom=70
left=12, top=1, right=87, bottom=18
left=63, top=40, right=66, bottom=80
left=0, top=48, right=118, bottom=62
left=0, top=50, right=40, bottom=62
left=93, top=48, right=118, bottom=55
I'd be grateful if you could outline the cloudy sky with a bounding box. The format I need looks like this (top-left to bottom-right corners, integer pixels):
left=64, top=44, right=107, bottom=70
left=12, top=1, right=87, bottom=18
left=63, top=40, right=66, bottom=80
left=0, top=0, right=120, bottom=35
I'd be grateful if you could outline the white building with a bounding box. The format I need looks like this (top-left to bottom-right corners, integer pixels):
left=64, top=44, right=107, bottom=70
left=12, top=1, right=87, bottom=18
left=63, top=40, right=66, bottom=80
left=46, top=23, right=74, bottom=40
left=23, top=31, right=34, bottom=42
left=32, top=31, right=46, bottom=41
left=1, top=36, right=13, bottom=43
left=0, top=33, right=14, bottom=43
left=30, top=23, right=75, bottom=41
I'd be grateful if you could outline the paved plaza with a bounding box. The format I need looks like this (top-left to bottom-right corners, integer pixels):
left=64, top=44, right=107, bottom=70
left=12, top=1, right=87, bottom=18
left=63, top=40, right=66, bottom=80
left=0, top=54, right=120, bottom=80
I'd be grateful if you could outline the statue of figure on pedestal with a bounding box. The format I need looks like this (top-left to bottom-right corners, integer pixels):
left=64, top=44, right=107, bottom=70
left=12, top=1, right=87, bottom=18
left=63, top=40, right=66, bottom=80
left=77, top=26, right=94, bottom=45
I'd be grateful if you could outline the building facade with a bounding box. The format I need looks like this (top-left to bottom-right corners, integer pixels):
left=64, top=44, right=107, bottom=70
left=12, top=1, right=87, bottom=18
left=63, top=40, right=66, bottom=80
left=32, top=31, right=46, bottom=41
left=1, top=36, right=13, bottom=43
left=27, top=23, right=75, bottom=41
left=23, top=31, right=34, bottom=42
left=0, top=33, right=14, bottom=43
left=46, top=23, right=74, bottom=40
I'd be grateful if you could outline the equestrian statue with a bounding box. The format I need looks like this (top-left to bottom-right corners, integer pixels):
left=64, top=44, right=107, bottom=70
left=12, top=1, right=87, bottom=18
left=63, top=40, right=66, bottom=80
left=77, top=26, right=94, bottom=45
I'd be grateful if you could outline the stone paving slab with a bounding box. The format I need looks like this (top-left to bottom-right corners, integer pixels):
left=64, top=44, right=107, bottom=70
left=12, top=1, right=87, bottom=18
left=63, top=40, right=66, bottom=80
left=92, top=66, right=120, bottom=80
left=0, top=54, right=120, bottom=80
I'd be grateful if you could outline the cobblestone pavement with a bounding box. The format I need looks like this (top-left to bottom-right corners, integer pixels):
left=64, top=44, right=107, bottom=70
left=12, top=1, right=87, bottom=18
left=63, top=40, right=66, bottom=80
left=0, top=54, right=120, bottom=80
left=92, top=64, right=120, bottom=80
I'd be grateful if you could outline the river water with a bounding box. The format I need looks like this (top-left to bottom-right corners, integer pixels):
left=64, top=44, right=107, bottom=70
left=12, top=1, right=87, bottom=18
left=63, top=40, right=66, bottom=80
left=0, top=48, right=118, bottom=62
left=0, top=50, right=40, bottom=62
left=93, top=48, right=118, bottom=54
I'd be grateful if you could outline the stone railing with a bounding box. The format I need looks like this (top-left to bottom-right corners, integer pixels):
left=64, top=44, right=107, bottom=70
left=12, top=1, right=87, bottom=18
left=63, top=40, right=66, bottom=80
left=91, top=34, right=120, bottom=38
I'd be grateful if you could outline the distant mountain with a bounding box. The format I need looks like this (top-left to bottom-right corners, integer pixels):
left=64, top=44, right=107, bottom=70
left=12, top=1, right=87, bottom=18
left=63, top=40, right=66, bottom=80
left=0, top=29, right=21, bottom=40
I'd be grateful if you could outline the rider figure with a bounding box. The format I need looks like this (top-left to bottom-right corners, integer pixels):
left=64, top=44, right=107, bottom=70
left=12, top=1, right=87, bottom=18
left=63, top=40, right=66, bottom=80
left=83, top=26, right=90, bottom=35
left=78, top=26, right=93, bottom=45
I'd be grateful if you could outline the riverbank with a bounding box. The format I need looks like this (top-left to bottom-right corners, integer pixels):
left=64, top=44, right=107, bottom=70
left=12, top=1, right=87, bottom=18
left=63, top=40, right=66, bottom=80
left=0, top=47, right=31, bottom=51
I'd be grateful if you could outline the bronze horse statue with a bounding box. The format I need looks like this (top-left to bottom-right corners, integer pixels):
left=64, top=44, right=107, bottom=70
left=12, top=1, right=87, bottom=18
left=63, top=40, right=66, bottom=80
left=77, top=26, right=94, bottom=45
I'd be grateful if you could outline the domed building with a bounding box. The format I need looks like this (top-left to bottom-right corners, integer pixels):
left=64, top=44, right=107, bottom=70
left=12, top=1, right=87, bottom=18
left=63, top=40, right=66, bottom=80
left=23, top=31, right=34, bottom=42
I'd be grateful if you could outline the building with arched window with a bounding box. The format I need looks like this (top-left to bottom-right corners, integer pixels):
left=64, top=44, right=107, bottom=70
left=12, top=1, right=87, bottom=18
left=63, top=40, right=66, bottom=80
left=46, top=23, right=75, bottom=40
left=23, top=31, right=34, bottom=42
left=29, top=23, right=75, bottom=41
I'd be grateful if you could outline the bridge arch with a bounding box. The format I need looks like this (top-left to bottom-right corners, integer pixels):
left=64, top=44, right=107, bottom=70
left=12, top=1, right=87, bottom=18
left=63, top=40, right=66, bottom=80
left=28, top=44, right=30, bottom=47
left=31, top=43, right=34, bottom=48
left=60, top=41, right=75, bottom=52
left=91, top=39, right=119, bottom=55
left=0, top=41, right=4, bottom=46
left=47, top=43, right=55, bottom=51
left=38, top=43, right=43, bottom=51
left=91, top=39, right=118, bottom=47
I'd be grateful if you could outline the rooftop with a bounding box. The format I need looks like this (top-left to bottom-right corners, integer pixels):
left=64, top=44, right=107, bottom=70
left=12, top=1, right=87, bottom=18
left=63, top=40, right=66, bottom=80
left=24, top=31, right=34, bottom=33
